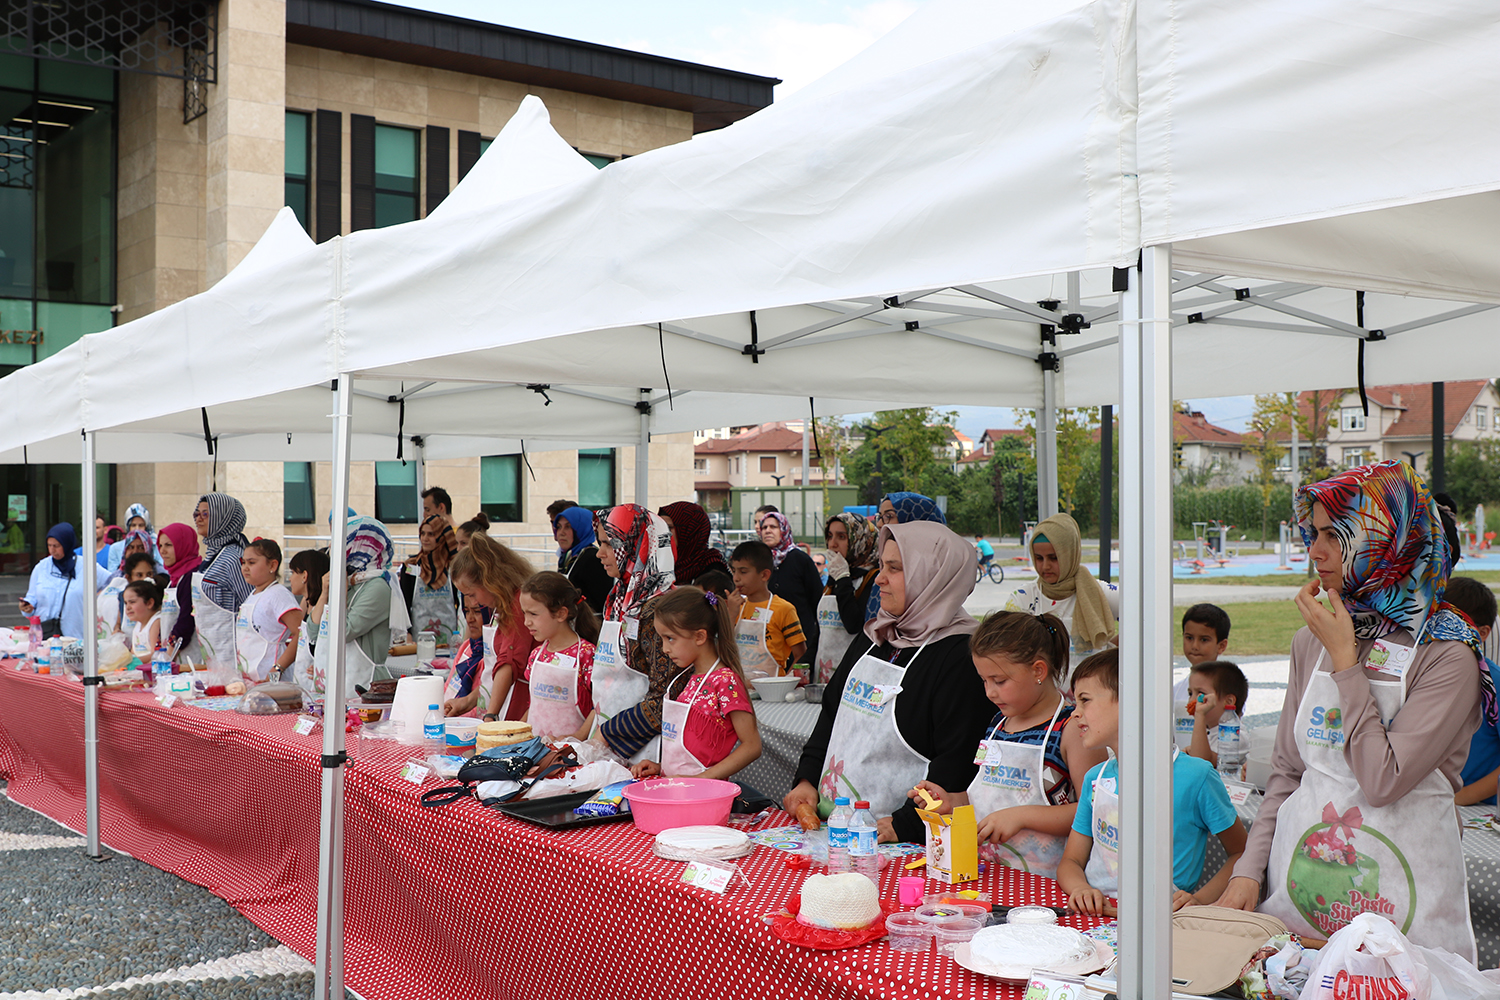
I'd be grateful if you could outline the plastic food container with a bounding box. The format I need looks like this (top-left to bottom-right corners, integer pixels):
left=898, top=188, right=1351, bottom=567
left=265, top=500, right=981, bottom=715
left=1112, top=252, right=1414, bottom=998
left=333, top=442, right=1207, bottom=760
left=444, top=717, right=479, bottom=755
left=884, top=912, right=932, bottom=952
left=620, top=777, right=740, bottom=834
left=803, top=683, right=826, bottom=704
left=932, top=916, right=984, bottom=954
left=916, top=901, right=989, bottom=924
left=1005, top=905, right=1058, bottom=925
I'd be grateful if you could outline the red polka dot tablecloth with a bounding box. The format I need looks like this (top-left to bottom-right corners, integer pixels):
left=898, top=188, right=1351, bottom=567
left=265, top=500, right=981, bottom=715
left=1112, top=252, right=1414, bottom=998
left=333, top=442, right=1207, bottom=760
left=0, top=670, right=1107, bottom=1000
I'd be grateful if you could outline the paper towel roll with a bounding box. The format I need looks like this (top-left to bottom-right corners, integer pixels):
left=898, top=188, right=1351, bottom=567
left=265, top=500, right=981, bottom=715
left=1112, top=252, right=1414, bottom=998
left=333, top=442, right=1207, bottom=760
left=391, top=674, right=446, bottom=732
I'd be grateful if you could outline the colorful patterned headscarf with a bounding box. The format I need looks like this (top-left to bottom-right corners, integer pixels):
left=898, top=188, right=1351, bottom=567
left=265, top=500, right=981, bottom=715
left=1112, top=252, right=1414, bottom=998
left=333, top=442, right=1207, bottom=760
left=659, top=501, right=728, bottom=584
left=123, top=503, right=153, bottom=532
left=344, top=516, right=395, bottom=578
left=759, top=511, right=797, bottom=567
left=1296, top=461, right=1490, bottom=717
left=827, top=512, right=878, bottom=570
left=596, top=504, right=675, bottom=623
left=884, top=492, right=948, bottom=525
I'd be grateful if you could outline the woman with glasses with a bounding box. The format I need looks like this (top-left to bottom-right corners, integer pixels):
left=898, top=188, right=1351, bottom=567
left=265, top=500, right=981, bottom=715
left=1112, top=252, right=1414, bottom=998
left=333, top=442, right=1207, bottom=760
left=169, top=494, right=251, bottom=673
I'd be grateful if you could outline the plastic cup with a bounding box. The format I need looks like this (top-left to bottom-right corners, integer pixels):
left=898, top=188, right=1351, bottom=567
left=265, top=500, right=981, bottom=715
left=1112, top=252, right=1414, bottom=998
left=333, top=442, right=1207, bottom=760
left=932, top=916, right=984, bottom=954
left=884, top=912, right=932, bottom=952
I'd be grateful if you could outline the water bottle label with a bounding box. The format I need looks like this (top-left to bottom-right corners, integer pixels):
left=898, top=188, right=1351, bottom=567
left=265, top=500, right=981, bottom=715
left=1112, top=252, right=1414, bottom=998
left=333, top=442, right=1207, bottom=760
left=424, top=724, right=443, bottom=740
left=853, top=828, right=876, bottom=854
left=828, top=828, right=850, bottom=849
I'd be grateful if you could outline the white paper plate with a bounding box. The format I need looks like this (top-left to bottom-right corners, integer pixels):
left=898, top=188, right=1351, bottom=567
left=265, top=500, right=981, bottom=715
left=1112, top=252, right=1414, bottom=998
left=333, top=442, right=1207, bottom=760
left=654, top=825, right=753, bottom=861
left=951, top=938, right=1113, bottom=983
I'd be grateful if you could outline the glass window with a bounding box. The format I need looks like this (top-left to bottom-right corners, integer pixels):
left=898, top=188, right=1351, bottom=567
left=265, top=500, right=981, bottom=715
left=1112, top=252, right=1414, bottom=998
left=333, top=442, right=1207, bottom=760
left=1342, top=447, right=1368, bottom=467
left=759, top=455, right=777, bottom=473
left=578, top=448, right=616, bottom=508
left=373, top=124, right=418, bottom=228
left=374, top=461, right=418, bottom=523
left=1476, top=406, right=1488, bottom=431
left=480, top=455, right=522, bottom=523
left=693, top=458, right=707, bottom=472
left=479, top=136, right=492, bottom=156
left=581, top=152, right=613, bottom=169
left=284, top=462, right=314, bottom=524
left=1340, top=407, right=1366, bottom=432
left=285, top=111, right=310, bottom=232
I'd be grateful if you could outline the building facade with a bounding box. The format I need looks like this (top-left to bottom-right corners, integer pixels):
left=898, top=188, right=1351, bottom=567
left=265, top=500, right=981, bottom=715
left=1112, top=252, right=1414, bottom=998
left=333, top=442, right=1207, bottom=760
left=0, top=0, right=774, bottom=570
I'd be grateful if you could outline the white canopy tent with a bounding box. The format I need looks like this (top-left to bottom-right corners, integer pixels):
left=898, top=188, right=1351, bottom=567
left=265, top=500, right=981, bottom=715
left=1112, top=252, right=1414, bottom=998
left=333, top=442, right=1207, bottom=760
left=3, top=0, right=1500, bottom=996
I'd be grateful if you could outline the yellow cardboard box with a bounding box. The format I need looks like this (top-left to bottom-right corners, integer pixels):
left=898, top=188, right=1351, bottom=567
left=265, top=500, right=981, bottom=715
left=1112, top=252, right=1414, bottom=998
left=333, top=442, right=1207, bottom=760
left=916, top=803, right=979, bottom=884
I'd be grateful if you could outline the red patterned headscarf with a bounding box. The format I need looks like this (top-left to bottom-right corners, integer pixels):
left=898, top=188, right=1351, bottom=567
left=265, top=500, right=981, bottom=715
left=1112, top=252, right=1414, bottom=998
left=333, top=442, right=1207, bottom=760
left=596, top=504, right=676, bottom=623
left=658, top=501, right=727, bottom=584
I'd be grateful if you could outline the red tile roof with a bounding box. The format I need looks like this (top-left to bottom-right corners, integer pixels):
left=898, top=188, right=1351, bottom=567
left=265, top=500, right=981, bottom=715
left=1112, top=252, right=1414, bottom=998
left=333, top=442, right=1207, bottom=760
left=695, top=425, right=806, bottom=454
left=1174, top=410, right=1243, bottom=446
left=1288, top=381, right=1492, bottom=439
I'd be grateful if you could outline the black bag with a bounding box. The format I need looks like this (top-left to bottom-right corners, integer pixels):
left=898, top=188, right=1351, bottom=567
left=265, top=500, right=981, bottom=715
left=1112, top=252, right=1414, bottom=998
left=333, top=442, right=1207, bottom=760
left=420, top=743, right=579, bottom=807
left=39, top=577, right=71, bottom=638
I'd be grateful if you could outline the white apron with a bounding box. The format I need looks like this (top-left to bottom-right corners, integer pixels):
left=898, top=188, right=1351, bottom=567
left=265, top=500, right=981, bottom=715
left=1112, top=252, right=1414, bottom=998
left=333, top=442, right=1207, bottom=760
left=1083, top=747, right=1128, bottom=896
left=735, top=603, right=778, bottom=680
left=190, top=572, right=238, bottom=683
left=1172, top=676, right=1195, bottom=750
left=130, top=612, right=161, bottom=661
left=528, top=649, right=583, bottom=739
left=813, top=593, right=856, bottom=685
left=410, top=570, right=458, bottom=645
left=292, top=620, right=317, bottom=698
left=96, top=576, right=127, bottom=640
left=1259, top=650, right=1475, bottom=959
left=818, top=643, right=931, bottom=817
left=967, top=696, right=1068, bottom=879
left=592, top=618, right=649, bottom=719
left=312, top=609, right=382, bottom=699
left=234, top=590, right=275, bottom=683
left=160, top=579, right=180, bottom=643
left=476, top=620, right=502, bottom=716
left=660, top=665, right=715, bottom=777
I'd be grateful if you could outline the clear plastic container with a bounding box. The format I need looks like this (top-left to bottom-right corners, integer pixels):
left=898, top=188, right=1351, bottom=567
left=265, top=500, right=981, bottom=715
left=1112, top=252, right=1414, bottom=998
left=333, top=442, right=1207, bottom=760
left=932, top=916, right=984, bottom=954
left=827, top=797, right=853, bottom=873
left=1005, top=905, right=1058, bottom=925
left=422, top=703, right=444, bottom=749
left=884, top=912, right=932, bottom=952
left=917, top=901, right=989, bottom=924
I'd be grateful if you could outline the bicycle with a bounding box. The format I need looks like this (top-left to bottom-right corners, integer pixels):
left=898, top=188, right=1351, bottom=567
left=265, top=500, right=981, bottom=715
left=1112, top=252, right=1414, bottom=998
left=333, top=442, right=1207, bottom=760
left=976, top=559, right=1004, bottom=584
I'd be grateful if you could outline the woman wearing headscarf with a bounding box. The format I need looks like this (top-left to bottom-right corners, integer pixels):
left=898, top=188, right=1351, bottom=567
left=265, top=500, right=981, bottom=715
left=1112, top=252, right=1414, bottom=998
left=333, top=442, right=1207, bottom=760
left=1004, top=512, right=1119, bottom=669
left=814, top=512, right=879, bottom=683
left=759, top=511, right=821, bottom=667
left=864, top=491, right=950, bottom=623
left=593, top=504, right=678, bottom=760
left=1219, top=462, right=1484, bottom=958
left=658, top=501, right=729, bottom=586
left=104, top=504, right=165, bottom=576
left=554, top=505, right=612, bottom=614
left=167, top=493, right=252, bottom=674
left=310, top=516, right=409, bottom=699
left=154, top=523, right=201, bottom=652
left=785, top=521, right=995, bottom=844
left=405, top=515, right=459, bottom=645
left=445, top=533, right=536, bottom=720
left=19, top=524, right=85, bottom=640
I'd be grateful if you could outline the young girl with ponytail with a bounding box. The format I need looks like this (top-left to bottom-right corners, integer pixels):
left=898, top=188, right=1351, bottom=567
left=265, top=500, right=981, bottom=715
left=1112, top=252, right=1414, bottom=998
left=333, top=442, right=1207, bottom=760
left=519, top=571, right=601, bottom=741
left=908, top=611, right=1105, bottom=880
left=632, top=586, right=762, bottom=781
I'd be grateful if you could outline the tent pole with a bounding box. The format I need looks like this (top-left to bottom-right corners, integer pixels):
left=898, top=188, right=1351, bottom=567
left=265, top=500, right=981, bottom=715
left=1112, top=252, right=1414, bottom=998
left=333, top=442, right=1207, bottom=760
left=1098, top=404, right=1112, bottom=582
left=1038, top=365, right=1058, bottom=519
left=413, top=436, right=425, bottom=515
left=314, top=373, right=354, bottom=1000
left=1431, top=381, right=1445, bottom=491
left=635, top=388, right=650, bottom=507
left=81, top=429, right=102, bottom=859
left=1118, top=246, right=1175, bottom=1000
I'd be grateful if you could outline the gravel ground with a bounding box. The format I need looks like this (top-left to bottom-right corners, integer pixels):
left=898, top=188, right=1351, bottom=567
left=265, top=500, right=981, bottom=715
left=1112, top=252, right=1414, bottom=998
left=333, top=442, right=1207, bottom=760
left=0, top=785, right=355, bottom=1000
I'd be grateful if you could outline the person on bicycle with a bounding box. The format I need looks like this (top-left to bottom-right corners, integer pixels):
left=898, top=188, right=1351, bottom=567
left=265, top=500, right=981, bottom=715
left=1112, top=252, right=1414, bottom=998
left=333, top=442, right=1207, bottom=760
left=975, top=534, right=995, bottom=573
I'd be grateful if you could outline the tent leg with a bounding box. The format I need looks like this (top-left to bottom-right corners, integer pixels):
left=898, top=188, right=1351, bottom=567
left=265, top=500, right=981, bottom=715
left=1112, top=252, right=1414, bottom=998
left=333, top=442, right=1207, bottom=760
left=635, top=388, right=650, bottom=507
left=1038, top=367, right=1058, bottom=519
left=413, top=437, right=426, bottom=516
left=81, top=430, right=102, bottom=859
left=1117, top=246, right=1175, bottom=1000
left=314, top=374, right=354, bottom=1000
left=1098, top=404, right=1113, bottom=582
left=1431, top=381, right=1445, bottom=491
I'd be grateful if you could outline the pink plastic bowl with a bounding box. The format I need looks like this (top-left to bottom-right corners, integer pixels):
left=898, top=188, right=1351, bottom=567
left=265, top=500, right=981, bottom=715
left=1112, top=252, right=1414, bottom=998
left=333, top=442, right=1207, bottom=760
left=620, top=777, right=740, bottom=834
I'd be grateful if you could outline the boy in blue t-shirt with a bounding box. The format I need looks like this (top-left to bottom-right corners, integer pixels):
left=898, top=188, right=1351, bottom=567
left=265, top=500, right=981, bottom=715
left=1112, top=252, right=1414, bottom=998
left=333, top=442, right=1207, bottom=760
left=1449, top=578, right=1500, bottom=805
left=1057, top=649, right=1247, bottom=915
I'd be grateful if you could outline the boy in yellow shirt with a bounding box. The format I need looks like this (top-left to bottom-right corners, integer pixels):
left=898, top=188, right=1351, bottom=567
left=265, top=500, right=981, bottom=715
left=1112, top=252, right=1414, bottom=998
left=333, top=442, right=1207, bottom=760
left=729, top=540, right=806, bottom=679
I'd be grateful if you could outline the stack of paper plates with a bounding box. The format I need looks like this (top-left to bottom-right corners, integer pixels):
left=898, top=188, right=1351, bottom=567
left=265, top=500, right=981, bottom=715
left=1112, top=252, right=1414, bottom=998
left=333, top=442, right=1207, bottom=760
left=653, top=825, right=752, bottom=861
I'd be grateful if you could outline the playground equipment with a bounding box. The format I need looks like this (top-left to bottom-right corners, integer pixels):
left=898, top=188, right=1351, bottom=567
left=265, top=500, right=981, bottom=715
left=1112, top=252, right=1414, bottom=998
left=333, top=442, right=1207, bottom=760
left=1277, top=521, right=1293, bottom=570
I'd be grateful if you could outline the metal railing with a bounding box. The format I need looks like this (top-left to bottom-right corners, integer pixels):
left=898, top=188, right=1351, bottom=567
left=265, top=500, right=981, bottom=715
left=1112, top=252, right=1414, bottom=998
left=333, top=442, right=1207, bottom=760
left=283, top=532, right=557, bottom=566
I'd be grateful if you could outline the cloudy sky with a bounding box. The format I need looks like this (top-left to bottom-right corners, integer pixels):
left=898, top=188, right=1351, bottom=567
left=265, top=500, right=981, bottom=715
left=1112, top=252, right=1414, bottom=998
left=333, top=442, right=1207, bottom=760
left=396, top=1, right=1255, bottom=437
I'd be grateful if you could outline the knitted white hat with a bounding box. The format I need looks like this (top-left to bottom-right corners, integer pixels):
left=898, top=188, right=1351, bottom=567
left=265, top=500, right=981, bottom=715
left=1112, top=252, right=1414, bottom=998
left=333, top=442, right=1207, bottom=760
left=797, top=873, right=881, bottom=930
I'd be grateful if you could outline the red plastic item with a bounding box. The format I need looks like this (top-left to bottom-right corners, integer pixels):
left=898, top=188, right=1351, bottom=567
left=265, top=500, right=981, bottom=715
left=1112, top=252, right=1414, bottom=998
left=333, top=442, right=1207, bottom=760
left=763, top=897, right=897, bottom=951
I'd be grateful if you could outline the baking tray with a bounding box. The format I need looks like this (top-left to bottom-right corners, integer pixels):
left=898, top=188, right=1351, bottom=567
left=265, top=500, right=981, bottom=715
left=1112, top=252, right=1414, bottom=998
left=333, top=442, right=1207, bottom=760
left=490, top=790, right=634, bottom=830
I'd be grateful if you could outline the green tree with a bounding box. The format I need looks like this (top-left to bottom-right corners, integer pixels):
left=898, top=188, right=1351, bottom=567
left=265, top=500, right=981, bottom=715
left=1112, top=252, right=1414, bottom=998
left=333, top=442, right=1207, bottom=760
left=1248, top=393, right=1296, bottom=542
left=844, top=408, right=958, bottom=505
left=1445, top=439, right=1500, bottom=514
left=1016, top=407, right=1101, bottom=516
left=1295, top=389, right=1346, bottom=486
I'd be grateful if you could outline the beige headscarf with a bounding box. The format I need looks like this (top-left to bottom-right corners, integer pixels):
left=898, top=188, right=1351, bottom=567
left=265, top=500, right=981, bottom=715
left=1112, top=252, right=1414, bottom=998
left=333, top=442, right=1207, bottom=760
left=1031, top=512, right=1115, bottom=650
left=865, top=522, right=979, bottom=649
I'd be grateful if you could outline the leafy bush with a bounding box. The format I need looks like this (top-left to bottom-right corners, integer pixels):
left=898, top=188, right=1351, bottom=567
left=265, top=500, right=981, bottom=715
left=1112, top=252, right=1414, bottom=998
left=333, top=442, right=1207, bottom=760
left=1173, top=483, right=1295, bottom=541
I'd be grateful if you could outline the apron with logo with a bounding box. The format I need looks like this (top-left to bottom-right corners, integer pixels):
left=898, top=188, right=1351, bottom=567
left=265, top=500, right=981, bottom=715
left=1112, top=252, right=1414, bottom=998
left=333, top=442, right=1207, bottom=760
left=234, top=590, right=278, bottom=683
left=528, top=649, right=583, bottom=739
left=292, top=619, right=318, bottom=697
left=313, top=609, right=382, bottom=699
left=1083, top=747, right=1137, bottom=896
left=735, top=603, right=778, bottom=680
left=1173, top=676, right=1196, bottom=750
left=96, top=576, right=128, bottom=640
left=592, top=618, right=650, bottom=719
left=813, top=592, right=856, bottom=684
left=476, top=621, right=502, bottom=716
left=190, top=572, right=238, bottom=682
left=967, top=696, right=1069, bottom=879
left=660, top=665, right=716, bottom=777
left=409, top=568, right=458, bottom=647
left=1260, top=648, right=1475, bottom=958
left=818, top=643, right=931, bottom=817
left=130, top=613, right=161, bottom=661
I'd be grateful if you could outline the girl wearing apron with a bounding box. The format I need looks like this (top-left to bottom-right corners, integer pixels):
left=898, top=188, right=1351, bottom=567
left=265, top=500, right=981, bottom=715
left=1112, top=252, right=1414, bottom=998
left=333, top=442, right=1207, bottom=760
left=517, top=572, right=601, bottom=741
left=784, top=522, right=996, bottom=844
left=592, top=505, right=678, bottom=763
left=630, top=587, right=761, bottom=781
left=447, top=534, right=537, bottom=720
left=123, top=581, right=163, bottom=661
left=1004, top=512, right=1119, bottom=672
left=1219, top=461, right=1486, bottom=959
left=407, top=516, right=459, bottom=647
left=908, top=611, right=1103, bottom=881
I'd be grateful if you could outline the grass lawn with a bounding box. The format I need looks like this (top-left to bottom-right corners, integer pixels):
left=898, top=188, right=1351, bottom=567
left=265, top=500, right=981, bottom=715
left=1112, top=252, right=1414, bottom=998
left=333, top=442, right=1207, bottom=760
left=1175, top=600, right=1306, bottom=656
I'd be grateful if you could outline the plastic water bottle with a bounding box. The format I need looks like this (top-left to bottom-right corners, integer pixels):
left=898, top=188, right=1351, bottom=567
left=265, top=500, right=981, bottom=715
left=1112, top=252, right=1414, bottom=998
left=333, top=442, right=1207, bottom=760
left=152, top=646, right=172, bottom=679
left=1217, top=708, right=1246, bottom=784
left=849, top=800, right=880, bottom=886
left=45, top=636, right=62, bottom=676
left=26, top=617, right=42, bottom=671
left=827, top=797, right=853, bottom=873
left=423, top=703, right=444, bottom=749
left=33, top=627, right=51, bottom=675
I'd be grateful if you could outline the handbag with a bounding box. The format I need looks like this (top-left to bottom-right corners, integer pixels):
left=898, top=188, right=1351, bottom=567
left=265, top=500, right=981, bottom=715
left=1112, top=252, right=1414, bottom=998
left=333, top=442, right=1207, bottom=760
left=1171, top=906, right=1287, bottom=995
left=39, top=576, right=72, bottom=638
left=420, top=742, right=579, bottom=807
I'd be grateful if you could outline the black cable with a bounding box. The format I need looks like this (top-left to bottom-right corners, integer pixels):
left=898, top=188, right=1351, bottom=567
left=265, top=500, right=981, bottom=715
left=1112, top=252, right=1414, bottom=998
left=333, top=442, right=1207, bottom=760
left=658, top=324, right=673, bottom=409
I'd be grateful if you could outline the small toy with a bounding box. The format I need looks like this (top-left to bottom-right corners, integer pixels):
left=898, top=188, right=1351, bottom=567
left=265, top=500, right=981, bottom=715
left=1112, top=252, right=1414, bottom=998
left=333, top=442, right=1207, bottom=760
left=913, top=786, right=942, bottom=811
left=898, top=876, right=925, bottom=905
left=904, top=856, right=928, bottom=870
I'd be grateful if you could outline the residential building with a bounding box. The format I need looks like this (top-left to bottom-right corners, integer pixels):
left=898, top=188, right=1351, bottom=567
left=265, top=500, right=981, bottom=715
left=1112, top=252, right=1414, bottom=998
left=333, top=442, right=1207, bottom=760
left=0, top=0, right=774, bottom=571
left=1279, top=380, right=1500, bottom=478
left=1174, top=410, right=1253, bottom=483
left=693, top=422, right=840, bottom=510
left=957, top=428, right=1031, bottom=465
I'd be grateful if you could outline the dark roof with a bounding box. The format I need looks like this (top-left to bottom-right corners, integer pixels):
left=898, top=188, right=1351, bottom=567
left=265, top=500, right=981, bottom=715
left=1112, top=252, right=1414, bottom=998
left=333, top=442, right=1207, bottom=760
left=286, top=0, right=779, bottom=132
